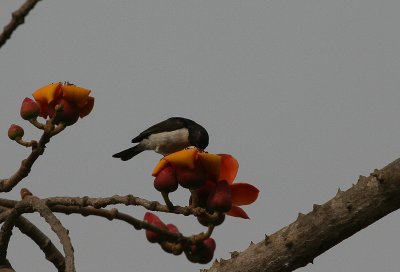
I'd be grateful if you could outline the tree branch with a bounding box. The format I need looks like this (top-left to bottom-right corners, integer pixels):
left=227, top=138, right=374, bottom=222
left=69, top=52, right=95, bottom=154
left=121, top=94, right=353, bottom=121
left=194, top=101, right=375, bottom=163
left=23, top=195, right=75, bottom=272
left=44, top=194, right=210, bottom=217
left=0, top=209, right=18, bottom=265
left=13, top=213, right=65, bottom=271
left=0, top=197, right=214, bottom=245
left=205, top=158, right=400, bottom=272
left=0, top=118, right=64, bottom=192
left=0, top=0, right=42, bottom=49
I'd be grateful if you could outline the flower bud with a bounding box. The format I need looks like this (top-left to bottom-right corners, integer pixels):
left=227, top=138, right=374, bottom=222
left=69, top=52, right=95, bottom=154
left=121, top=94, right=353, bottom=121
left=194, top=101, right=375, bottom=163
left=154, top=165, right=178, bottom=193
left=20, top=98, right=40, bottom=120
left=55, top=99, right=80, bottom=126
left=207, top=180, right=232, bottom=213
left=160, top=224, right=183, bottom=255
left=8, top=124, right=24, bottom=140
left=166, top=223, right=179, bottom=234
left=176, top=163, right=207, bottom=189
left=185, top=238, right=216, bottom=264
left=143, top=212, right=167, bottom=243
left=160, top=241, right=183, bottom=255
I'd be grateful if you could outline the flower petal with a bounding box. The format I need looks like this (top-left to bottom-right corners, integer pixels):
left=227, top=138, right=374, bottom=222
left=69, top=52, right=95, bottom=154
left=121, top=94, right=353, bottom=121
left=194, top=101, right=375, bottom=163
left=32, top=83, right=62, bottom=104
left=37, top=102, right=49, bottom=118
left=163, top=148, right=198, bottom=169
left=79, top=96, right=95, bottom=117
left=198, top=152, right=221, bottom=179
left=230, top=183, right=259, bottom=206
left=152, top=159, right=169, bottom=176
left=218, top=154, right=239, bottom=184
left=62, top=84, right=91, bottom=107
left=226, top=206, right=249, bottom=219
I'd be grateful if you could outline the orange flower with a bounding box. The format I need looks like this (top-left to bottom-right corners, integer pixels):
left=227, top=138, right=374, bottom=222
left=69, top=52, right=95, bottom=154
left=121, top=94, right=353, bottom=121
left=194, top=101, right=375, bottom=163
left=216, top=154, right=259, bottom=219
left=32, top=82, right=94, bottom=125
left=152, top=149, right=259, bottom=219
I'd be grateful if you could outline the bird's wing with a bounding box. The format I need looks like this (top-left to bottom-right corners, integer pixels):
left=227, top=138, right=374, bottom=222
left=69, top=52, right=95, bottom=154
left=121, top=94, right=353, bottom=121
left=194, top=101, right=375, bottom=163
left=131, top=117, right=186, bottom=143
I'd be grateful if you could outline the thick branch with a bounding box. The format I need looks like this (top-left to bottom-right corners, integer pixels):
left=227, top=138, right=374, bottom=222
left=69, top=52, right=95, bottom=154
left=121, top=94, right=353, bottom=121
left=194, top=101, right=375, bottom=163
left=0, top=0, right=42, bottom=49
left=0, top=209, right=18, bottom=265
left=15, top=215, right=65, bottom=271
left=205, top=158, right=400, bottom=272
left=0, top=206, right=65, bottom=271
left=24, top=196, right=75, bottom=272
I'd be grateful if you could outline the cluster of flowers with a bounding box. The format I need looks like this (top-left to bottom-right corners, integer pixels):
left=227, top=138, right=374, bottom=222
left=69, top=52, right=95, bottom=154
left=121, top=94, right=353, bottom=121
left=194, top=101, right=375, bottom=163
left=144, top=212, right=216, bottom=264
left=144, top=148, right=259, bottom=263
left=7, top=82, right=258, bottom=265
left=8, top=82, right=94, bottom=140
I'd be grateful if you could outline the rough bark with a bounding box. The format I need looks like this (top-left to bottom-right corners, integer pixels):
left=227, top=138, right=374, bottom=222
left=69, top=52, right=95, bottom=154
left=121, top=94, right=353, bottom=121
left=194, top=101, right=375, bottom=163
left=205, top=158, right=400, bottom=272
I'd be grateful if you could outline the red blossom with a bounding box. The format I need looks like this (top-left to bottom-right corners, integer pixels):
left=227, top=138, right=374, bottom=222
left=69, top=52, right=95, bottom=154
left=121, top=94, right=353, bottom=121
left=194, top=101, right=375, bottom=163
left=152, top=149, right=260, bottom=219
left=32, top=82, right=94, bottom=125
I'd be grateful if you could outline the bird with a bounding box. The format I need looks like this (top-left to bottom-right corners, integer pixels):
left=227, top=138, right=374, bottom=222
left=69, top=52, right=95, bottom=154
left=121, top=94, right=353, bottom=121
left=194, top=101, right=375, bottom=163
left=112, top=117, right=209, bottom=161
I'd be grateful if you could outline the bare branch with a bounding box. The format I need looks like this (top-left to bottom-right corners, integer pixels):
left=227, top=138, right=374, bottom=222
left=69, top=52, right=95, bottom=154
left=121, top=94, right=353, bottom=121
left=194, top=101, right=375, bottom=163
left=205, top=158, right=400, bottom=272
left=44, top=194, right=211, bottom=217
left=0, top=205, right=65, bottom=271
left=50, top=205, right=213, bottom=244
left=0, top=0, right=42, bottom=49
left=0, top=209, right=18, bottom=265
left=13, top=213, right=65, bottom=271
left=0, top=209, right=14, bottom=225
left=0, top=259, right=15, bottom=272
left=23, top=196, right=75, bottom=272
left=0, top=118, right=63, bottom=192
left=0, top=195, right=214, bottom=244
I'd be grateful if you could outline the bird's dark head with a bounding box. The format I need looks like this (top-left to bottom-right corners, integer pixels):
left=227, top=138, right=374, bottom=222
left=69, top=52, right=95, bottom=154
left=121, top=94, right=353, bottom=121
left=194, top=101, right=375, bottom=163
left=188, top=123, right=209, bottom=150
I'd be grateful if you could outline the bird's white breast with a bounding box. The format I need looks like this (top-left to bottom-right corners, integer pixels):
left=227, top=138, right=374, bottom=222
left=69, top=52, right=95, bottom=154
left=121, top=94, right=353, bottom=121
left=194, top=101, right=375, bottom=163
left=142, top=128, right=190, bottom=155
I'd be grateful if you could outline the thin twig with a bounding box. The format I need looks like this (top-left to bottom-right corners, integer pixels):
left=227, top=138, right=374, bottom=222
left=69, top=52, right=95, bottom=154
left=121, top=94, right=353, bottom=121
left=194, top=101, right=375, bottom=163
left=0, top=0, right=42, bottom=49
left=0, top=112, right=63, bottom=192
left=44, top=194, right=212, bottom=217
left=50, top=205, right=212, bottom=244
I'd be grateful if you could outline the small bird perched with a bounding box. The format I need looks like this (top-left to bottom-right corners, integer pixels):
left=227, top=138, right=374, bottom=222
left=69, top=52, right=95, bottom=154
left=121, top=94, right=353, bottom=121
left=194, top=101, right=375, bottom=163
left=112, top=117, right=209, bottom=161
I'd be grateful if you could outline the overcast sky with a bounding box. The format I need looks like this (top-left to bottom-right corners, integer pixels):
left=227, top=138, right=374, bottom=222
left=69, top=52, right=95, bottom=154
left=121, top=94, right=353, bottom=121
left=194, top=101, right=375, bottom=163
left=1, top=1, right=400, bottom=271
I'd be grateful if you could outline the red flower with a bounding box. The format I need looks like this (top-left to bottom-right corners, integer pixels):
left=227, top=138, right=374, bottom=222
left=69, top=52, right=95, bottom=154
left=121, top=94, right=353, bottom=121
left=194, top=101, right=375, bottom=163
left=152, top=149, right=259, bottom=219
left=32, top=82, right=94, bottom=125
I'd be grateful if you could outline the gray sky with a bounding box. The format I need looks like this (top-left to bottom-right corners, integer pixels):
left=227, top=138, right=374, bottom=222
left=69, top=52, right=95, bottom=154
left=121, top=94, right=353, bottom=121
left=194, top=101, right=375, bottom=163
left=1, top=1, right=400, bottom=271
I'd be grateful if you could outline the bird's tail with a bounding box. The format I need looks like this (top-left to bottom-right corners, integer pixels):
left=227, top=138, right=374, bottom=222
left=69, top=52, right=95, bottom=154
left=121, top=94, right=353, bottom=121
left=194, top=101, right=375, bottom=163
left=112, top=144, right=145, bottom=161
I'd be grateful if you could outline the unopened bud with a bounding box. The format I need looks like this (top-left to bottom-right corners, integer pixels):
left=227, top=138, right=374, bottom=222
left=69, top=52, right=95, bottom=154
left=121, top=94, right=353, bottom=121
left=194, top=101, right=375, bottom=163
left=8, top=124, right=24, bottom=140
left=143, top=212, right=167, bottom=243
left=185, top=238, right=216, bottom=264
left=20, top=98, right=40, bottom=120
left=154, top=165, right=178, bottom=193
